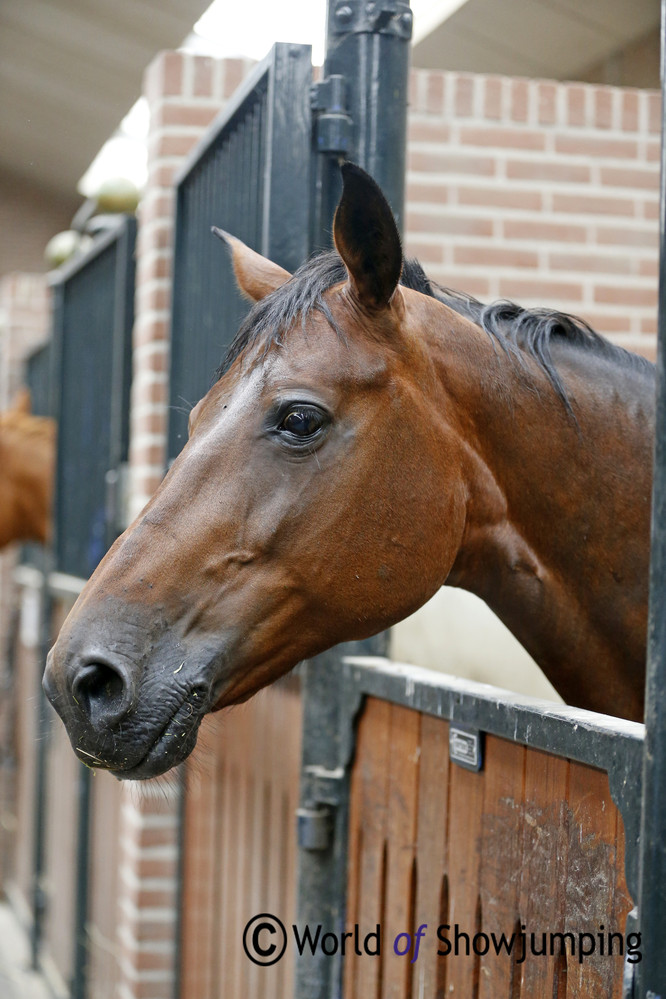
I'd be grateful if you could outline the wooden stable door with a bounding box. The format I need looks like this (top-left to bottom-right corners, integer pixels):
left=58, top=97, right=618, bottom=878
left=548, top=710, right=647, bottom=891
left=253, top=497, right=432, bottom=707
left=344, top=698, right=633, bottom=999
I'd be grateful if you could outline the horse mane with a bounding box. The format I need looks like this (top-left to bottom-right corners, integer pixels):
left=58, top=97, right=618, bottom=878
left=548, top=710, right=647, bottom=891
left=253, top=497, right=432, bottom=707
left=0, top=409, right=55, bottom=441
left=219, top=250, right=654, bottom=406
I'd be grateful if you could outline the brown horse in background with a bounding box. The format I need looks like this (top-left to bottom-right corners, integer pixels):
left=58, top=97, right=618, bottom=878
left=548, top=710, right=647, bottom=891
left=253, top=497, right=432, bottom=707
left=44, top=164, right=655, bottom=780
left=0, top=388, right=55, bottom=547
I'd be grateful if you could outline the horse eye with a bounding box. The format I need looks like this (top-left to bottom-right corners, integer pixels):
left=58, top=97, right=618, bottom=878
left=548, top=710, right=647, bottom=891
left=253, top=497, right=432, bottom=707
left=279, top=407, right=325, bottom=439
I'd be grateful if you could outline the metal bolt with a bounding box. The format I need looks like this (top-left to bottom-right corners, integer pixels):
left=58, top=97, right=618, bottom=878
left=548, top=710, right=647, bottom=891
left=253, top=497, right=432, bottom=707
left=399, top=10, right=413, bottom=29
left=335, top=4, right=353, bottom=24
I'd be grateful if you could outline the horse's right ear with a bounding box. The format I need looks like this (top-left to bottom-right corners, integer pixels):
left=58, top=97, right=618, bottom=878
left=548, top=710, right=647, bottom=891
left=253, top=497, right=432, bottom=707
left=333, top=162, right=402, bottom=310
left=212, top=228, right=291, bottom=302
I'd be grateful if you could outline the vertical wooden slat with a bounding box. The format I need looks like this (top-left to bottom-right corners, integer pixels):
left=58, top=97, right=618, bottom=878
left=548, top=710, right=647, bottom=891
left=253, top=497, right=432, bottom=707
left=344, top=697, right=392, bottom=999
left=446, top=754, right=485, bottom=996
left=565, top=762, right=631, bottom=999
left=411, top=714, right=449, bottom=999
left=517, top=749, right=570, bottom=997
left=477, top=736, right=526, bottom=999
left=181, top=680, right=301, bottom=999
left=381, top=704, right=421, bottom=999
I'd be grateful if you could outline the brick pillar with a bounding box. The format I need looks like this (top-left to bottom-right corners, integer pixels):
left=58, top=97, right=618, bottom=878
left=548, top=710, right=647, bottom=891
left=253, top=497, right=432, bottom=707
left=115, top=51, right=254, bottom=999
left=0, top=272, right=50, bottom=890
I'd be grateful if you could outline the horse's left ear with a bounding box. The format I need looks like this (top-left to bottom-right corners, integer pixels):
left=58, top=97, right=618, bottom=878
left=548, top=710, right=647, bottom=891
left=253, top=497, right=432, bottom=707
left=212, top=228, right=291, bottom=302
left=333, top=162, right=403, bottom=310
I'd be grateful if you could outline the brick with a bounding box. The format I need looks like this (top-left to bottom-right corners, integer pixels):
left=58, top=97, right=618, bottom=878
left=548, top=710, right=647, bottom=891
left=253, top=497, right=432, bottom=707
left=405, top=211, right=494, bottom=237
left=153, top=103, right=220, bottom=130
left=566, top=85, right=587, bottom=127
left=596, top=225, right=657, bottom=249
left=594, top=87, right=614, bottom=129
left=548, top=252, right=631, bottom=275
left=552, top=193, right=636, bottom=217
left=641, top=316, right=658, bottom=335
left=506, top=158, right=591, bottom=185
left=578, top=312, right=634, bottom=334
left=408, top=150, right=496, bottom=176
left=134, top=319, right=170, bottom=349
left=454, top=245, right=538, bottom=269
left=150, top=133, right=200, bottom=159
left=646, top=140, right=661, bottom=162
left=425, top=73, right=445, bottom=114
left=483, top=77, right=504, bottom=120
left=455, top=75, right=475, bottom=117
left=648, top=92, right=662, bottom=133
left=459, top=126, right=546, bottom=151
left=554, top=135, right=639, bottom=159
left=538, top=82, right=557, bottom=125
left=621, top=91, right=640, bottom=132
left=222, top=58, right=250, bottom=97
left=407, top=120, right=452, bottom=144
left=600, top=166, right=658, bottom=191
left=644, top=199, right=659, bottom=221
left=498, top=278, right=583, bottom=302
left=193, top=57, right=215, bottom=98
left=406, top=182, right=450, bottom=205
left=161, top=52, right=184, bottom=98
left=426, top=270, right=490, bottom=298
left=594, top=284, right=658, bottom=308
left=510, top=79, right=529, bottom=123
left=457, top=186, right=542, bottom=211
left=128, top=441, right=167, bottom=471
left=639, top=258, right=659, bottom=278
left=401, top=241, right=444, bottom=264
left=503, top=219, right=588, bottom=244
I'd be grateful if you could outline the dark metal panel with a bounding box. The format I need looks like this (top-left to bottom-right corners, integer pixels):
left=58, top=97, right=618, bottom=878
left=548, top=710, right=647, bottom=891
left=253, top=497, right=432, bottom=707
left=310, top=0, right=413, bottom=251
left=24, top=343, right=52, bottom=418
left=49, top=216, right=135, bottom=580
left=168, top=43, right=312, bottom=461
left=637, top=2, right=666, bottom=996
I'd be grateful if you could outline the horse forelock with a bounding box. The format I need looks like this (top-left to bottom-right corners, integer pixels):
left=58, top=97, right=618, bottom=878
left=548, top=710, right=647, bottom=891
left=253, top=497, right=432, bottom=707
left=215, top=249, right=654, bottom=407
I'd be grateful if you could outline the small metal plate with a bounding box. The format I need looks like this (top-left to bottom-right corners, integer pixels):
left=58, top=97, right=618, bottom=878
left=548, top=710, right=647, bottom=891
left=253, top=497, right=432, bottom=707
left=449, top=725, right=484, bottom=772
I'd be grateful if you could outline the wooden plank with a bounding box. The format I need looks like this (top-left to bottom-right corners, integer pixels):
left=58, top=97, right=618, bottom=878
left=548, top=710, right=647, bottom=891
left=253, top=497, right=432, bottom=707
left=477, top=735, right=526, bottom=999
left=517, top=748, right=570, bottom=997
left=344, top=697, right=392, bottom=999
left=410, top=713, right=449, bottom=999
left=445, top=743, right=485, bottom=996
left=565, top=762, right=628, bottom=999
left=381, top=704, right=421, bottom=999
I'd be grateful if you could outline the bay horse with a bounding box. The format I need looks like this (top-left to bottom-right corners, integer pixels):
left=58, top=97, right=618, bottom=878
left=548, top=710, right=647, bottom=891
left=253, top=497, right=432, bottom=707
left=0, top=388, right=54, bottom=547
left=44, top=164, right=654, bottom=780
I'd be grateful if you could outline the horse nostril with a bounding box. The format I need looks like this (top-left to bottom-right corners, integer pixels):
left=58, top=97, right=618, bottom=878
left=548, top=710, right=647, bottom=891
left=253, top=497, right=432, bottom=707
left=72, top=661, right=131, bottom=726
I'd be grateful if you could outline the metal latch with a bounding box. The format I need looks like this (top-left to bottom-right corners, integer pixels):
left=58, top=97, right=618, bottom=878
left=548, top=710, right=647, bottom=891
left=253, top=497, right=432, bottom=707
left=297, top=806, right=333, bottom=850
left=311, top=76, right=352, bottom=155
left=297, top=765, right=345, bottom=851
left=332, top=0, right=413, bottom=40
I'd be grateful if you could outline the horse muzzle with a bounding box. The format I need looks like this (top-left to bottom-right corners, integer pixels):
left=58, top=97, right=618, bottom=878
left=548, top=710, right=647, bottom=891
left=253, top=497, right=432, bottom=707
left=43, top=636, right=217, bottom=780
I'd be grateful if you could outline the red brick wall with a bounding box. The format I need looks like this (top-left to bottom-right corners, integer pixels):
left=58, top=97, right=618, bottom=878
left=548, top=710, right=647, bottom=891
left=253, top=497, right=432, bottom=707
left=405, top=70, right=660, bottom=358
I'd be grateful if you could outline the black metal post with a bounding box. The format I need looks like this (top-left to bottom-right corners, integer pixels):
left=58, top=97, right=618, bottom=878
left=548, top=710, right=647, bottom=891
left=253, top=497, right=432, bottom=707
left=310, top=0, right=413, bottom=251
left=31, top=558, right=52, bottom=971
left=637, top=3, right=666, bottom=996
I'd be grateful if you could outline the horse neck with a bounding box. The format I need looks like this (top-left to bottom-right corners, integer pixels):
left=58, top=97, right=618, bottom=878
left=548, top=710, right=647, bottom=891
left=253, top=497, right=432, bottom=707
left=428, top=318, right=654, bottom=720
left=0, top=427, right=53, bottom=546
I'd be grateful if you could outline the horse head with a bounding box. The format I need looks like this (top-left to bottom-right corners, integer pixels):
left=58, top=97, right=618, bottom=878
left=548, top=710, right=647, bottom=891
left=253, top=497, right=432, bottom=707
left=0, top=388, right=55, bottom=547
left=43, top=165, right=472, bottom=778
